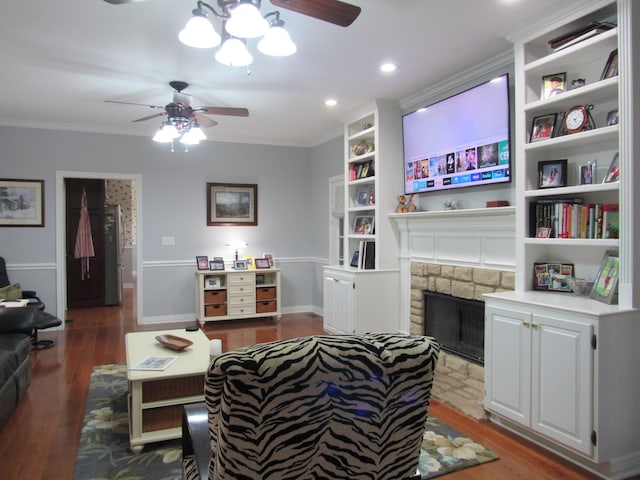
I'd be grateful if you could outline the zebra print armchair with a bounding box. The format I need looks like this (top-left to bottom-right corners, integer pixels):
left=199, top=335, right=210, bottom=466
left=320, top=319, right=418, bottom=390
left=182, top=333, right=440, bottom=480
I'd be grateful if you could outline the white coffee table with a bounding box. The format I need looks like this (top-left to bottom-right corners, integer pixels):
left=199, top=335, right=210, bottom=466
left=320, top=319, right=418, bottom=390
left=125, top=328, right=210, bottom=453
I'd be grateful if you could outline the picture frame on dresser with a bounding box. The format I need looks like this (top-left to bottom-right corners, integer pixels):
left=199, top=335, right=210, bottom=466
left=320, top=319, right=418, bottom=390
left=209, top=259, right=225, bottom=271
left=591, top=250, right=619, bottom=304
left=255, top=258, right=270, bottom=269
left=233, top=259, right=248, bottom=270
left=196, top=256, right=209, bottom=270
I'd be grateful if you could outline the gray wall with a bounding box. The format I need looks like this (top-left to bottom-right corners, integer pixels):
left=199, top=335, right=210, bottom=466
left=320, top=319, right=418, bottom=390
left=0, top=125, right=341, bottom=322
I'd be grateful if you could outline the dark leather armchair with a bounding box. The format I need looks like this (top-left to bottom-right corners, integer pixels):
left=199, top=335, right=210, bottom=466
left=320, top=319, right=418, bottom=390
left=0, top=257, right=62, bottom=349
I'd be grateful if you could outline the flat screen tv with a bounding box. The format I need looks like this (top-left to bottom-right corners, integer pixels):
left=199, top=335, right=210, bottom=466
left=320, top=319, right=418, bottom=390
left=403, top=73, right=511, bottom=195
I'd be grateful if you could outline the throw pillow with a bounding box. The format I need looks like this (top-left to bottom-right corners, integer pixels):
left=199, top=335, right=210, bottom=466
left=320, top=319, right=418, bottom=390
left=0, top=283, right=22, bottom=301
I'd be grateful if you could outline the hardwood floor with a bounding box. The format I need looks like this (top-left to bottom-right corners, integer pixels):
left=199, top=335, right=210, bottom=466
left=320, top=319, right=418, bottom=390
left=0, top=288, right=615, bottom=479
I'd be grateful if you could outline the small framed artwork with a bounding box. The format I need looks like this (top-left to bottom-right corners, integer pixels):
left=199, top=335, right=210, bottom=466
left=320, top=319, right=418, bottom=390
left=600, top=49, right=618, bottom=80
left=603, top=153, right=620, bottom=183
left=536, top=227, right=552, bottom=238
left=209, top=260, right=225, bottom=271
left=205, top=277, right=222, bottom=288
left=353, top=215, right=374, bottom=234
left=538, top=159, right=567, bottom=188
left=541, top=72, right=566, bottom=98
left=244, top=256, right=255, bottom=269
left=356, top=188, right=371, bottom=207
left=263, top=253, right=275, bottom=267
left=591, top=250, right=619, bottom=304
left=196, top=256, right=209, bottom=270
left=207, top=183, right=257, bottom=226
left=255, top=258, right=270, bottom=269
left=606, top=109, right=619, bottom=126
left=233, top=259, right=248, bottom=270
left=579, top=161, right=595, bottom=185
left=0, top=178, right=45, bottom=227
left=530, top=113, right=557, bottom=142
left=533, top=262, right=574, bottom=292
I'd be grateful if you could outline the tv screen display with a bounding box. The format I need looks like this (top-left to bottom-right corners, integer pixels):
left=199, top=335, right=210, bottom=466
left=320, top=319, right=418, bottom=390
left=403, top=74, right=511, bottom=195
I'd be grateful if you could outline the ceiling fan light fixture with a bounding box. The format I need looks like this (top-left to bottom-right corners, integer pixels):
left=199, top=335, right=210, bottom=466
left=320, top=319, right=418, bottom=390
left=190, top=124, right=207, bottom=141
left=225, top=1, right=269, bottom=39
left=161, top=123, right=181, bottom=139
left=152, top=127, right=173, bottom=143
left=215, top=37, right=253, bottom=66
left=179, top=131, right=200, bottom=145
left=257, top=19, right=296, bottom=56
left=179, top=10, right=221, bottom=48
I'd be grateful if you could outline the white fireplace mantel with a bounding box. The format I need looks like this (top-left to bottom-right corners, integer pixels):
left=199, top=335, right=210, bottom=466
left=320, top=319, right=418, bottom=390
left=389, top=207, right=516, bottom=333
left=389, top=206, right=516, bottom=270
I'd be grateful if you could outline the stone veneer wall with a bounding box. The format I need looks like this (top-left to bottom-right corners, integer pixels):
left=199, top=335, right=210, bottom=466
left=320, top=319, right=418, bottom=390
left=408, top=262, right=515, bottom=420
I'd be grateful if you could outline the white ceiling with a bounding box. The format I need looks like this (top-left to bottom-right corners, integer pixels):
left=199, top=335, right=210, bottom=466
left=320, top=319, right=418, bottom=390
left=0, top=0, right=585, bottom=147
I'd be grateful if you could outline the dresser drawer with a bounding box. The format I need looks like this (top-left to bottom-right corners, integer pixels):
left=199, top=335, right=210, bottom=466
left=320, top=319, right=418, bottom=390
left=228, top=273, right=255, bottom=286
left=228, top=293, right=256, bottom=306
left=205, top=304, right=227, bottom=317
left=256, top=287, right=276, bottom=300
left=228, top=304, right=256, bottom=316
left=256, top=300, right=277, bottom=313
left=204, top=290, right=226, bottom=304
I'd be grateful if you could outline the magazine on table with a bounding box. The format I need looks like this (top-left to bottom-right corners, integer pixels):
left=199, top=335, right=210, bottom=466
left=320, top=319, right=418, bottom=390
left=131, top=355, right=178, bottom=371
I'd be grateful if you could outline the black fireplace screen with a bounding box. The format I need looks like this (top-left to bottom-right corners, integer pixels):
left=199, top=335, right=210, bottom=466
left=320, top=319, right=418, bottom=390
left=423, top=291, right=484, bottom=365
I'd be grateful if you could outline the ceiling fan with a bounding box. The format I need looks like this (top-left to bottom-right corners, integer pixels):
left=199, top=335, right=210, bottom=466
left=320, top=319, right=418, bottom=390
left=105, top=81, right=249, bottom=148
left=102, top=0, right=361, bottom=28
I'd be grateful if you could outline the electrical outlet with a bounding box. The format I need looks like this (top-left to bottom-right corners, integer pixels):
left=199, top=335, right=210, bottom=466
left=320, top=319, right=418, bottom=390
left=161, top=236, right=175, bottom=246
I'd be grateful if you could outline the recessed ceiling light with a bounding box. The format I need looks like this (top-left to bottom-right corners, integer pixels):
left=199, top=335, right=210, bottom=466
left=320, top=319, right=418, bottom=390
left=380, top=63, right=397, bottom=73
left=325, top=98, right=338, bottom=107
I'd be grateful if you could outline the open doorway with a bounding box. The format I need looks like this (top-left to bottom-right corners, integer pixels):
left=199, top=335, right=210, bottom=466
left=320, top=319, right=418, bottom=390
left=55, top=171, right=142, bottom=324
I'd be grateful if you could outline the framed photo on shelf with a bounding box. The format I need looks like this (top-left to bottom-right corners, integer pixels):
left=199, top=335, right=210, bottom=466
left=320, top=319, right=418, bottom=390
left=590, top=250, right=619, bottom=304
left=0, top=178, right=45, bottom=227
left=603, top=153, right=620, bottom=183
left=205, top=277, right=222, bottom=289
left=541, top=72, right=566, bottom=98
left=606, top=108, right=619, bottom=126
left=538, top=159, right=567, bottom=188
left=530, top=113, right=557, bottom=142
left=196, top=256, right=209, bottom=270
left=350, top=251, right=360, bottom=268
left=601, top=49, right=618, bottom=80
left=533, top=262, right=574, bottom=292
left=579, top=161, right=595, bottom=185
left=353, top=215, right=374, bottom=235
left=263, top=253, right=275, bottom=267
left=255, top=258, right=270, bottom=269
left=356, top=188, right=371, bottom=207
left=207, top=183, right=257, bottom=226
left=233, top=259, right=248, bottom=270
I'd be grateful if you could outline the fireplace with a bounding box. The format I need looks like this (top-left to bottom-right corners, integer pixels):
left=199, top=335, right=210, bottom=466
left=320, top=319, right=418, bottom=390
left=423, top=291, right=484, bottom=365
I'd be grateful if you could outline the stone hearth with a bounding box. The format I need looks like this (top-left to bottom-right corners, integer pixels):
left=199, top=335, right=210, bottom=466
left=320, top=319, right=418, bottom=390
left=409, top=261, right=514, bottom=421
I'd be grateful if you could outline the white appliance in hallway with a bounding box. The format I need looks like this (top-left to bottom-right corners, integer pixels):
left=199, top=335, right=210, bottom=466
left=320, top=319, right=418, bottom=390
left=104, top=204, right=123, bottom=306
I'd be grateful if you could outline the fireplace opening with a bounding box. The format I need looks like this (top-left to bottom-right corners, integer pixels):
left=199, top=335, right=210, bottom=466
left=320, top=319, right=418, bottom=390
left=423, top=291, right=484, bottom=365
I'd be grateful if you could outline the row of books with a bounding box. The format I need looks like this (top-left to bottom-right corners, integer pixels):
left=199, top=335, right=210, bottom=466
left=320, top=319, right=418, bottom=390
left=350, top=240, right=375, bottom=270
left=529, top=199, right=619, bottom=239
left=349, top=160, right=374, bottom=182
left=548, top=21, right=616, bottom=51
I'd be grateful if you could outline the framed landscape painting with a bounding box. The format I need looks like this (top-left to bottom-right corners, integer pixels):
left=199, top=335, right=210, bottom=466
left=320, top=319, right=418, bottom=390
left=0, top=178, right=44, bottom=227
left=207, top=183, right=257, bottom=226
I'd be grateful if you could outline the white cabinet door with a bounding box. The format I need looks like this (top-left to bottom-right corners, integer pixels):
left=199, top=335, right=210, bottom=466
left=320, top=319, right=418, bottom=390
left=323, top=271, right=354, bottom=334
left=484, top=306, right=532, bottom=425
left=531, top=314, right=593, bottom=456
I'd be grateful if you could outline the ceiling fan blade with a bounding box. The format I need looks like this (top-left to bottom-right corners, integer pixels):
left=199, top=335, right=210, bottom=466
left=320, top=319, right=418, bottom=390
left=105, top=100, right=164, bottom=109
left=132, top=112, right=166, bottom=123
left=194, top=113, right=219, bottom=128
left=197, top=107, right=249, bottom=117
left=269, top=0, right=361, bottom=27
left=102, top=0, right=150, bottom=5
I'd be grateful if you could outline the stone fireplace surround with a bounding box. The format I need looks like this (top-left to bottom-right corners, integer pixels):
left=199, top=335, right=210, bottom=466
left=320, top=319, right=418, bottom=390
left=390, top=207, right=516, bottom=421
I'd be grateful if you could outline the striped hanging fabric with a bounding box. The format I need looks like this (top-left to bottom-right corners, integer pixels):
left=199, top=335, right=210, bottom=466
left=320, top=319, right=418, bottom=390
left=74, top=187, right=95, bottom=280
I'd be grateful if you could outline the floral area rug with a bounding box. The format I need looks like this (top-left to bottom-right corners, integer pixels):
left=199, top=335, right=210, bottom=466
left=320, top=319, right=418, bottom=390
left=74, top=365, right=497, bottom=480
